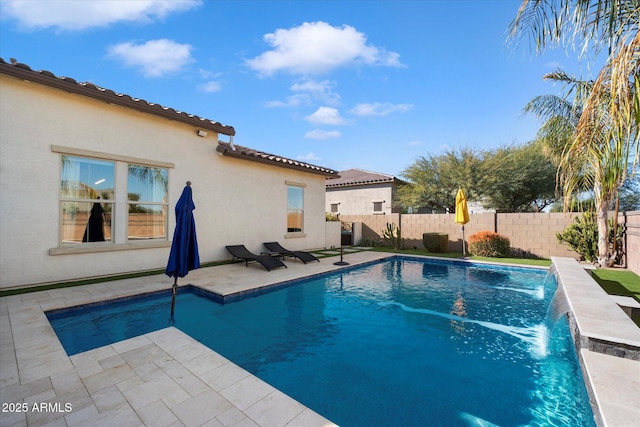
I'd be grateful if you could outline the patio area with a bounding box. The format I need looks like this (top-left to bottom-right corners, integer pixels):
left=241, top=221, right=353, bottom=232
left=0, top=251, right=387, bottom=427
left=1, top=251, right=638, bottom=426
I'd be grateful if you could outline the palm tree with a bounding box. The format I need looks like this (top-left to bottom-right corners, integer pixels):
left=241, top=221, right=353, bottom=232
left=509, top=0, right=639, bottom=266
left=523, top=70, right=595, bottom=207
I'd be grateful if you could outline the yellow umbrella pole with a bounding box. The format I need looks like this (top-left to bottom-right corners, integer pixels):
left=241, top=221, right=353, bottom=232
left=461, top=225, right=466, bottom=256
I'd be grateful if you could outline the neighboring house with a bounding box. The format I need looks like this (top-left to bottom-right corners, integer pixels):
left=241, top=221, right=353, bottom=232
left=325, top=169, right=406, bottom=216
left=0, top=59, right=338, bottom=289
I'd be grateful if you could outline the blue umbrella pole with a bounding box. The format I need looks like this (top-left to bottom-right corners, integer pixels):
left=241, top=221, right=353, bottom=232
left=170, top=279, right=178, bottom=314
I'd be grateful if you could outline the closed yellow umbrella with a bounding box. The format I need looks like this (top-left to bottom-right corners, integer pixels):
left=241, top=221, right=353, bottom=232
left=455, top=189, right=470, bottom=255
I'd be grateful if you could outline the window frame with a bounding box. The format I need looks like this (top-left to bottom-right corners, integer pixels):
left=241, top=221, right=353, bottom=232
left=127, top=163, right=169, bottom=242
left=285, top=181, right=306, bottom=238
left=50, top=146, right=174, bottom=255
left=372, top=200, right=385, bottom=214
left=59, top=156, right=116, bottom=245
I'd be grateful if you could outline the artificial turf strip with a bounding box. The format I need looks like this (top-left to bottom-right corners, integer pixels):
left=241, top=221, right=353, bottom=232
left=0, top=251, right=338, bottom=297
left=590, top=268, right=640, bottom=302
left=0, top=260, right=238, bottom=297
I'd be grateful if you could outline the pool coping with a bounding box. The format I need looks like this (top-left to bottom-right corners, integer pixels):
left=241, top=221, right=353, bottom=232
left=1, top=252, right=638, bottom=426
left=550, top=257, right=640, bottom=427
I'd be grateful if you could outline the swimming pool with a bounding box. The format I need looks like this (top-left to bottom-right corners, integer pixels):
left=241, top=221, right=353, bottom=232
left=47, top=256, right=595, bottom=426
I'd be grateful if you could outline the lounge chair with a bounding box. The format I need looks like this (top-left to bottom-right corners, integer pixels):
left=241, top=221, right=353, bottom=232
left=263, top=242, right=320, bottom=264
left=225, top=245, right=287, bottom=271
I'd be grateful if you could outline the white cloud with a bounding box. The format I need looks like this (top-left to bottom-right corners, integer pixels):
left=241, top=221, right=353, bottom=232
left=1, top=0, right=201, bottom=31
left=265, top=78, right=339, bottom=108
left=291, top=79, right=340, bottom=105
left=305, top=107, right=347, bottom=125
left=107, top=39, right=193, bottom=77
left=350, top=102, right=413, bottom=117
left=198, top=68, right=217, bottom=79
left=246, top=21, right=403, bottom=76
left=297, top=152, right=322, bottom=162
left=305, top=129, right=342, bottom=140
left=198, top=81, right=221, bottom=93
left=264, top=94, right=311, bottom=108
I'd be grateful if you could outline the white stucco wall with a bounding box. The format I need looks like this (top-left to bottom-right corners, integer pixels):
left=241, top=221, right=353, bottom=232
left=326, top=184, right=395, bottom=216
left=0, top=74, right=329, bottom=288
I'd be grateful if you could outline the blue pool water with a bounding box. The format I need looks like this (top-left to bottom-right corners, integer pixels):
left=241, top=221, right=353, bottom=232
left=47, top=257, right=595, bottom=426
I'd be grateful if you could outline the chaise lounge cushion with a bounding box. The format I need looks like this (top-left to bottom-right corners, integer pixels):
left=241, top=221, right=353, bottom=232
left=225, top=245, right=287, bottom=271
left=263, top=242, right=319, bottom=264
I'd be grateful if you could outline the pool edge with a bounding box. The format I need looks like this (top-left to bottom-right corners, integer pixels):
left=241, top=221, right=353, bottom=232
left=552, top=256, right=640, bottom=427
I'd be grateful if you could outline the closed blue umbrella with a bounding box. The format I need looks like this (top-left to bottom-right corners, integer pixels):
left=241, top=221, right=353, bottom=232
left=166, top=181, right=200, bottom=313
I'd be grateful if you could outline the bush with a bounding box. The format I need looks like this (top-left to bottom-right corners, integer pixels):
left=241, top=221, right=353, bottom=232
left=468, top=231, right=510, bottom=257
left=325, top=212, right=340, bottom=221
left=423, top=232, right=448, bottom=253
left=359, top=237, right=382, bottom=247
left=556, top=212, right=622, bottom=262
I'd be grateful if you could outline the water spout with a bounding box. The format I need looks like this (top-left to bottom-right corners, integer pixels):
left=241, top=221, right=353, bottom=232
left=542, top=264, right=558, bottom=300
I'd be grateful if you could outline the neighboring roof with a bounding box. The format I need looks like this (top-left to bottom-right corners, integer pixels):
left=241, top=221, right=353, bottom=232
left=0, top=57, right=235, bottom=136
left=326, top=168, right=406, bottom=188
left=216, top=142, right=339, bottom=177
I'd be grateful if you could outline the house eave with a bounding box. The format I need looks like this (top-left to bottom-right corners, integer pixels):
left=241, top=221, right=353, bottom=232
left=0, top=59, right=235, bottom=136
left=326, top=178, right=406, bottom=189
left=216, top=144, right=339, bottom=178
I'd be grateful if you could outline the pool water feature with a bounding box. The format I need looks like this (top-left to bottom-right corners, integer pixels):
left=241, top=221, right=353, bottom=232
left=47, top=257, right=595, bottom=426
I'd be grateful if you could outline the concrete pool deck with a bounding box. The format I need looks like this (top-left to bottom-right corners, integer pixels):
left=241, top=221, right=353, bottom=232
left=1, top=252, right=638, bottom=426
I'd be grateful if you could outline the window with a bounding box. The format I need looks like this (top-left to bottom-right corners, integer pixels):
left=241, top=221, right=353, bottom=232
left=287, top=185, right=304, bottom=233
left=128, top=164, right=168, bottom=241
left=61, top=156, right=115, bottom=243
left=373, top=201, right=383, bottom=213
left=57, top=149, right=171, bottom=248
left=330, top=203, right=339, bottom=213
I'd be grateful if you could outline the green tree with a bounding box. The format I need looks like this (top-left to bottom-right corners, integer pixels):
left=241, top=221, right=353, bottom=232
left=509, top=0, right=639, bottom=266
left=480, top=142, right=558, bottom=212
left=396, top=148, right=482, bottom=212
left=397, top=143, right=557, bottom=213
left=523, top=70, right=595, bottom=209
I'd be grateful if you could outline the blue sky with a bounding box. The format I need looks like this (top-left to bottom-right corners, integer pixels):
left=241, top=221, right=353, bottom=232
left=0, top=0, right=594, bottom=176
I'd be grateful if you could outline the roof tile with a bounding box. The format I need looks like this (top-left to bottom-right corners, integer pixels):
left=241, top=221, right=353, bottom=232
left=216, top=142, right=339, bottom=177
left=1, top=57, right=339, bottom=178
left=326, top=168, right=405, bottom=188
left=0, top=57, right=235, bottom=136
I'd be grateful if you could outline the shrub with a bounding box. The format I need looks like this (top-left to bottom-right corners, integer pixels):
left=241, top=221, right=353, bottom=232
left=556, top=212, right=622, bottom=262
left=325, top=212, right=340, bottom=221
left=468, top=231, right=510, bottom=257
left=359, top=237, right=382, bottom=247
left=423, top=232, right=448, bottom=253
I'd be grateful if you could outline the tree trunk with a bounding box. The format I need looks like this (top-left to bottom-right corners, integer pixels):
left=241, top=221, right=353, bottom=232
left=594, top=182, right=614, bottom=267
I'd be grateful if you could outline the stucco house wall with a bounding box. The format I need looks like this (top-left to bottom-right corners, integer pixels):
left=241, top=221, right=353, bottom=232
left=325, top=169, right=405, bottom=216
left=0, top=62, right=335, bottom=289
left=326, top=184, right=395, bottom=216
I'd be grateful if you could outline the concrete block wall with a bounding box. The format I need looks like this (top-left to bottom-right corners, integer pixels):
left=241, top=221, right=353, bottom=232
left=341, top=210, right=640, bottom=274
left=496, top=212, right=579, bottom=258
left=341, top=214, right=400, bottom=245
left=624, top=211, right=640, bottom=275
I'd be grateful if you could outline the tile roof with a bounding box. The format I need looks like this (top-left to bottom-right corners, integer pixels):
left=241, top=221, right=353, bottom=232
left=326, top=168, right=405, bottom=188
left=0, top=57, right=339, bottom=178
left=0, top=57, right=235, bottom=136
left=216, top=142, right=339, bottom=177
